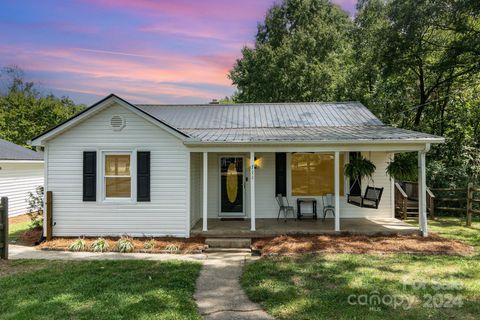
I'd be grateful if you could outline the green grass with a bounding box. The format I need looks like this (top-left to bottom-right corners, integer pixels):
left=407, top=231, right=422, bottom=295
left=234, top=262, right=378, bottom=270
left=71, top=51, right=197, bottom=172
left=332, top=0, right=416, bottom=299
left=242, top=254, right=480, bottom=320
left=8, top=219, right=30, bottom=242
left=0, top=259, right=202, bottom=320
left=409, top=216, right=480, bottom=250
left=242, top=217, right=480, bottom=319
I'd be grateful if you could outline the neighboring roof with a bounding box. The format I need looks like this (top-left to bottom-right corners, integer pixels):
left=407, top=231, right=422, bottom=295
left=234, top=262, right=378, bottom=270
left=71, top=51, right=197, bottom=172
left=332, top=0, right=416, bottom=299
left=136, top=102, right=383, bottom=129
left=0, top=138, right=43, bottom=161
left=30, top=94, right=444, bottom=146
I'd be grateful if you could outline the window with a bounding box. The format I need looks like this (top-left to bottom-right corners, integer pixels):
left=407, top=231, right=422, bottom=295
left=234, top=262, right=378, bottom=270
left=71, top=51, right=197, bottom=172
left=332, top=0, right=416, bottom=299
left=291, top=153, right=344, bottom=196
left=104, top=154, right=131, bottom=198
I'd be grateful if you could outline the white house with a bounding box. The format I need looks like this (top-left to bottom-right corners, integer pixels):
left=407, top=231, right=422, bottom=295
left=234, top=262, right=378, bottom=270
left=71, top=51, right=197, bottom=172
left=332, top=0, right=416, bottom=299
left=0, top=138, right=44, bottom=216
left=30, top=94, right=443, bottom=238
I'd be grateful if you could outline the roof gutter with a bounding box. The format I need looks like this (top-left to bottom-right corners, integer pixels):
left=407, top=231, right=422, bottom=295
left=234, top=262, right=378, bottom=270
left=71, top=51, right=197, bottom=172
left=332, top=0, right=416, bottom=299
left=183, top=137, right=445, bottom=146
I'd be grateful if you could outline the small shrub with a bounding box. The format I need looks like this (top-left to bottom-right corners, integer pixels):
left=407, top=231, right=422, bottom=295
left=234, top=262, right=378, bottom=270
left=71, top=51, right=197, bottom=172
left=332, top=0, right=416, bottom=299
left=164, top=243, right=180, bottom=253
left=69, top=238, right=86, bottom=252
left=143, top=239, right=156, bottom=251
left=26, top=185, right=44, bottom=229
left=91, top=238, right=109, bottom=252
left=117, top=236, right=134, bottom=253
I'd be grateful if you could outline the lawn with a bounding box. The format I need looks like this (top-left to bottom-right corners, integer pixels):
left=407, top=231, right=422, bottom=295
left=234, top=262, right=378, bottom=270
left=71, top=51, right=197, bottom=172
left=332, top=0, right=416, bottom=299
left=242, top=217, right=480, bottom=320
left=0, top=259, right=202, bottom=320
left=8, top=217, right=30, bottom=242
left=418, top=216, right=480, bottom=250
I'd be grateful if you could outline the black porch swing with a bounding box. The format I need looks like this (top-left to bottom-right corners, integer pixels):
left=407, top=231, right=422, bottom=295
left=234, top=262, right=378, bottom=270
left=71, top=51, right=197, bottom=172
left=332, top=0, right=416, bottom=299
left=347, top=177, right=384, bottom=209
left=345, top=154, right=384, bottom=209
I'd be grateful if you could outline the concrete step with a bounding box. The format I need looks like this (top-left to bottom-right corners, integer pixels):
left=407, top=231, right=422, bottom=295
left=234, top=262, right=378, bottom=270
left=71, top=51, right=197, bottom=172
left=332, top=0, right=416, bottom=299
left=205, top=238, right=252, bottom=249
left=204, top=248, right=252, bottom=253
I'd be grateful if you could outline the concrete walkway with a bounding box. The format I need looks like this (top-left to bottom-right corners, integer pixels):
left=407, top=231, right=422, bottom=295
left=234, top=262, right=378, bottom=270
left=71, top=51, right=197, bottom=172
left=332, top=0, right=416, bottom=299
left=194, top=252, right=273, bottom=320
left=9, top=245, right=273, bottom=319
left=8, top=245, right=206, bottom=261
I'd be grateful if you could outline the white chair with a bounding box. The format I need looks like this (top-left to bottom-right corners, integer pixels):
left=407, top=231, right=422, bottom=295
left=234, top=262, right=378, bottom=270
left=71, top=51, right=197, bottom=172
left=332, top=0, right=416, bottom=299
left=276, top=194, right=295, bottom=222
left=322, top=194, right=335, bottom=220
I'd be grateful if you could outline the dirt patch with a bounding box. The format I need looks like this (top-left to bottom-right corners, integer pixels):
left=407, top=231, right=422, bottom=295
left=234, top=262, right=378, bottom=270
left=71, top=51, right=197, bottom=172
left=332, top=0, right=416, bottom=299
left=17, top=228, right=43, bottom=245
left=0, top=260, right=47, bottom=278
left=8, top=214, right=30, bottom=225
left=252, top=233, right=474, bottom=256
left=39, top=236, right=206, bottom=254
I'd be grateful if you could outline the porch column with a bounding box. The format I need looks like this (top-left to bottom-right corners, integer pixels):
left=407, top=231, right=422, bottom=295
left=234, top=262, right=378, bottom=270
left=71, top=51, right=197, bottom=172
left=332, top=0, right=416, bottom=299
left=250, top=151, right=256, bottom=231
left=202, top=152, right=208, bottom=231
left=418, top=148, right=428, bottom=237
left=334, top=151, right=340, bottom=231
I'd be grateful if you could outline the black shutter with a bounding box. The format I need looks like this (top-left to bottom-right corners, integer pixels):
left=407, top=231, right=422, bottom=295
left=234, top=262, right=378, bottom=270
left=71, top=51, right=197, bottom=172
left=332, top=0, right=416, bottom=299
left=83, top=151, right=96, bottom=201
left=275, top=153, right=287, bottom=196
left=137, top=151, right=151, bottom=202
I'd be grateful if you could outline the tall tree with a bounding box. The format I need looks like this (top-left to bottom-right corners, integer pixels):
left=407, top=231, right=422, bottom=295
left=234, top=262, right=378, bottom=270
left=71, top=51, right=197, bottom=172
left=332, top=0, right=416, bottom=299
left=0, top=66, right=85, bottom=147
left=229, top=0, right=354, bottom=102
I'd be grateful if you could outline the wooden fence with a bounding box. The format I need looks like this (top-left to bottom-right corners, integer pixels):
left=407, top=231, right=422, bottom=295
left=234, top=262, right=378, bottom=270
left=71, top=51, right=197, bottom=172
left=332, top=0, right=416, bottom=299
left=0, top=197, right=8, bottom=259
left=430, top=183, right=480, bottom=226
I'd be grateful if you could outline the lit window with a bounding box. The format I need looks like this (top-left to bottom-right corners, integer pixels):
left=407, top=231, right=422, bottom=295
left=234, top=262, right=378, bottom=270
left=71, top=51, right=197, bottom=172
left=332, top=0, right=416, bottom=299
left=105, top=154, right=131, bottom=198
left=291, top=153, right=344, bottom=196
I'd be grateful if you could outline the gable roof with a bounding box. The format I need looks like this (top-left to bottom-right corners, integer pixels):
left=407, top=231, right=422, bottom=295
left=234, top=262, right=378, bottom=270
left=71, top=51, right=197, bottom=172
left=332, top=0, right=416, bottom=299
left=0, top=138, right=43, bottom=161
left=30, top=94, right=444, bottom=146
left=30, top=94, right=189, bottom=146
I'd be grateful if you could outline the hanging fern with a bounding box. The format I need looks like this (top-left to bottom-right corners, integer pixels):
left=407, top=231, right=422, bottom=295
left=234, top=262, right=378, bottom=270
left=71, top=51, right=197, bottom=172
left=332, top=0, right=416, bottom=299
left=386, top=154, right=417, bottom=181
left=344, top=156, right=376, bottom=180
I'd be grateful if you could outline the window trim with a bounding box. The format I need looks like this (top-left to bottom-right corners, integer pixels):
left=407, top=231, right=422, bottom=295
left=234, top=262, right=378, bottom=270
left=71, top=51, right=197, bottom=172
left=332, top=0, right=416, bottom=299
left=100, top=150, right=137, bottom=204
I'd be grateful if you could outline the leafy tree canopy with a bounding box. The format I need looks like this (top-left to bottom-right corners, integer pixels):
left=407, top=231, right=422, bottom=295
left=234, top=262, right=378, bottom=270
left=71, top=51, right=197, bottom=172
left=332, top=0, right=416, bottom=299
left=0, top=66, right=85, bottom=148
left=229, top=0, right=480, bottom=187
left=229, top=0, right=354, bottom=102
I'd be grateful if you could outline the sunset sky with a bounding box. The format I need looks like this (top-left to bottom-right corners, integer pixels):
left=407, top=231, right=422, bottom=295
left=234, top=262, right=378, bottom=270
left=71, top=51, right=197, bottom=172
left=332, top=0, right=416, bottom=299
left=0, top=0, right=356, bottom=105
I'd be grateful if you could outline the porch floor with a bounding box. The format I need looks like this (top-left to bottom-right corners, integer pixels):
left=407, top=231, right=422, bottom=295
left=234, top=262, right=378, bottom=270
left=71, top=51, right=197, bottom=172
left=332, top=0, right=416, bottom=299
left=191, top=218, right=418, bottom=238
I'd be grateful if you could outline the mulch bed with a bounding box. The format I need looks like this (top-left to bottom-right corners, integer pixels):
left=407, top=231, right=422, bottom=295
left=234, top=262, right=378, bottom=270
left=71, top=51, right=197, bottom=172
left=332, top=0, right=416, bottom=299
left=17, top=228, right=43, bottom=245
left=252, top=233, right=474, bottom=256
left=39, top=236, right=206, bottom=254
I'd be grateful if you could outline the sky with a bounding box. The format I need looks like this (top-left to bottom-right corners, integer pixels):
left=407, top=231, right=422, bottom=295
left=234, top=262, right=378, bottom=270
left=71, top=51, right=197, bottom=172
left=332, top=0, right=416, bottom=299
left=0, top=0, right=356, bottom=105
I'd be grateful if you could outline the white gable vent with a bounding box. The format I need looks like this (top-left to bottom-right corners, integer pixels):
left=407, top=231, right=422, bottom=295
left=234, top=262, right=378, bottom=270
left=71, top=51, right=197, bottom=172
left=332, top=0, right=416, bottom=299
left=110, top=115, right=126, bottom=131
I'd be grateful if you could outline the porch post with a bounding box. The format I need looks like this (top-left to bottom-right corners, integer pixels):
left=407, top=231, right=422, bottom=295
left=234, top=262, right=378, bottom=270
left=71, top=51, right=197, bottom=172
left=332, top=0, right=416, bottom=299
left=418, top=149, right=428, bottom=237
left=250, top=151, right=256, bottom=231
left=202, top=152, right=208, bottom=231
left=334, top=151, right=340, bottom=232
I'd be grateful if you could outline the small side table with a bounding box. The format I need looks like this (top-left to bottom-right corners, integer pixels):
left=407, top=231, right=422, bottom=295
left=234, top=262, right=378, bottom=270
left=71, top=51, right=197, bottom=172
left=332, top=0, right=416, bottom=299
left=296, top=198, right=317, bottom=220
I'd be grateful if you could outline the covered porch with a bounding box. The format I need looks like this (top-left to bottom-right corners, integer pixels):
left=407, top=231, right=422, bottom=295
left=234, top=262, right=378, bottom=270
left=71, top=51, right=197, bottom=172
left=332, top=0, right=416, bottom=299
left=188, top=147, right=431, bottom=237
left=190, top=218, right=418, bottom=238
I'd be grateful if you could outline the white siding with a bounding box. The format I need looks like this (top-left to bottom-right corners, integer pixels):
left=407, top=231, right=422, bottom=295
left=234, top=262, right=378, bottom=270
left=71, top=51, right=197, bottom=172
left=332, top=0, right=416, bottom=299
left=0, top=162, right=44, bottom=216
left=46, top=103, right=189, bottom=237
left=200, top=151, right=393, bottom=220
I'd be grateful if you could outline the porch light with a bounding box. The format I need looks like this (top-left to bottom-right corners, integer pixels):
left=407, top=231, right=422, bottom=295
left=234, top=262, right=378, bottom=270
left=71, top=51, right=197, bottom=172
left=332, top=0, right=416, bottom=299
left=248, top=157, right=263, bottom=169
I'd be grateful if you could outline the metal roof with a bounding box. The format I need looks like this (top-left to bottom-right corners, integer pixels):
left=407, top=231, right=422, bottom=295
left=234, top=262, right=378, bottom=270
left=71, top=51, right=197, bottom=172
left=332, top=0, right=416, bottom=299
left=135, top=101, right=442, bottom=143
left=0, top=138, right=43, bottom=160
left=182, top=126, right=441, bottom=143
left=136, top=102, right=383, bottom=129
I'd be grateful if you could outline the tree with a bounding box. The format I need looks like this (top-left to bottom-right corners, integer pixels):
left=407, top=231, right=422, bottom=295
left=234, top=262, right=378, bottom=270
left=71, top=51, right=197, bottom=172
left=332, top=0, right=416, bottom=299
left=0, top=66, right=85, bottom=147
left=229, top=0, right=354, bottom=102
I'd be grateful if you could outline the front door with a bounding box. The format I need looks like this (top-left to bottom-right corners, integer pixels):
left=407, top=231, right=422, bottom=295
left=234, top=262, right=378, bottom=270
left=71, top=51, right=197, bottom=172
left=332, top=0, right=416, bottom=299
left=219, top=156, right=244, bottom=216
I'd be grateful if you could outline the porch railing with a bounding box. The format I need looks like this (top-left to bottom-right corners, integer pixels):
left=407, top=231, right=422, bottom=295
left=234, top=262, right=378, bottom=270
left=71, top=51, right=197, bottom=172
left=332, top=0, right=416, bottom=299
left=394, top=182, right=434, bottom=219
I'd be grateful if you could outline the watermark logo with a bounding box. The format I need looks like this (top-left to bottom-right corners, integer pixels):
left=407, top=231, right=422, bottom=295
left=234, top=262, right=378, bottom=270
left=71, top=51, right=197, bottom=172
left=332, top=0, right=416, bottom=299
left=347, top=277, right=464, bottom=311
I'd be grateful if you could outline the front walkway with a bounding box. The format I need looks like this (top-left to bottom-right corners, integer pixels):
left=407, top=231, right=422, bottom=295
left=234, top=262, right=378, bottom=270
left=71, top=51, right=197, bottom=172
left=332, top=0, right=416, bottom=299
left=194, top=252, right=273, bottom=320
left=191, top=218, right=418, bottom=238
left=8, top=245, right=206, bottom=261
left=9, top=245, right=271, bottom=320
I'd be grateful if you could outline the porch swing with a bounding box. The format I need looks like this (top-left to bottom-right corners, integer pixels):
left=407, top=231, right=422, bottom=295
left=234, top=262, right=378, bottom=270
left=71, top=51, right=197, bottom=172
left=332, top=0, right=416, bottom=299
left=345, top=153, right=384, bottom=209
left=347, top=177, right=384, bottom=209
